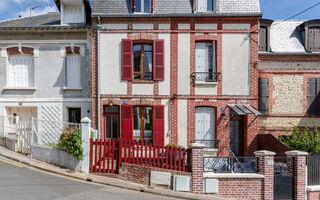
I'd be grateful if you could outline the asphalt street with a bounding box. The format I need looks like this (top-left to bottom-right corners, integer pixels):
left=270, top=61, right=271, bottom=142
left=0, top=156, right=179, bottom=200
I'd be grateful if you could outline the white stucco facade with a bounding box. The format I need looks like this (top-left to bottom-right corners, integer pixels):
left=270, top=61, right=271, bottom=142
left=177, top=33, right=191, bottom=95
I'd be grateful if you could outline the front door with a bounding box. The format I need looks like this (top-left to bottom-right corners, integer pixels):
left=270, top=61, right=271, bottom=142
left=104, top=106, right=119, bottom=140
left=195, top=107, right=215, bottom=147
left=229, top=115, right=244, bottom=156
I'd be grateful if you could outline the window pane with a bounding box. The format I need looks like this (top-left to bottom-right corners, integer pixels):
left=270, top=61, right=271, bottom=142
left=106, top=116, right=111, bottom=138
left=134, top=52, right=141, bottom=79
left=207, top=43, right=213, bottom=72
left=144, top=44, right=152, bottom=51
left=144, top=107, right=152, bottom=142
left=135, top=0, right=141, bottom=12
left=144, top=52, right=153, bottom=80
left=144, top=0, right=151, bottom=13
left=207, top=0, right=213, bottom=11
left=105, top=106, right=119, bottom=113
left=112, top=116, right=118, bottom=139
left=133, top=44, right=141, bottom=51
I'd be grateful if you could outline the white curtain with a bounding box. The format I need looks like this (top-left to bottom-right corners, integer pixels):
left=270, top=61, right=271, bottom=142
left=195, top=107, right=215, bottom=140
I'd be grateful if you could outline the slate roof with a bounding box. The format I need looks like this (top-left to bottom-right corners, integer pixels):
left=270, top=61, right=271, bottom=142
left=0, top=13, right=91, bottom=31
left=92, top=0, right=261, bottom=17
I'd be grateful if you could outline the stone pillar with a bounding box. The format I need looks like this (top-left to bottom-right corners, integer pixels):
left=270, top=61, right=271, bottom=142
left=189, top=143, right=206, bottom=194
left=254, top=150, right=276, bottom=200
left=286, top=150, right=308, bottom=200
left=80, top=117, right=91, bottom=174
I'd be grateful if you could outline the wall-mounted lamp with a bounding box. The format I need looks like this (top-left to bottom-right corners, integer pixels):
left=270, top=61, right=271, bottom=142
left=221, top=107, right=227, bottom=119
left=109, top=100, right=113, bottom=107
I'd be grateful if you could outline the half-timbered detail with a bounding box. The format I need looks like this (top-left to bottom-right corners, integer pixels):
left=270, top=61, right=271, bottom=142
left=92, top=0, right=261, bottom=157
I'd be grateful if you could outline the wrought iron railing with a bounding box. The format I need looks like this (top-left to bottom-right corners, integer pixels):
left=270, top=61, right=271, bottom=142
left=204, top=157, right=258, bottom=173
left=191, top=139, right=220, bottom=148
left=191, top=72, right=220, bottom=82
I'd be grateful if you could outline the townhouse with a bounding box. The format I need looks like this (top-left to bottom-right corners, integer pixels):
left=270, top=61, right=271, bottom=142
left=258, top=19, right=320, bottom=137
left=0, top=0, right=92, bottom=138
left=92, top=0, right=262, bottom=156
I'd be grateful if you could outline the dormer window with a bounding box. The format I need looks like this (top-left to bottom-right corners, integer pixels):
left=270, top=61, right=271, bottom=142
left=299, top=19, right=320, bottom=52
left=134, top=0, right=152, bottom=13
left=259, top=19, right=273, bottom=52
left=196, top=0, right=216, bottom=12
left=60, top=0, right=86, bottom=24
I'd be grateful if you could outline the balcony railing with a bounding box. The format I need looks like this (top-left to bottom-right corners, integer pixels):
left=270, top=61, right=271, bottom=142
left=204, top=157, right=258, bottom=173
left=191, top=72, right=220, bottom=82
left=191, top=139, right=220, bottom=148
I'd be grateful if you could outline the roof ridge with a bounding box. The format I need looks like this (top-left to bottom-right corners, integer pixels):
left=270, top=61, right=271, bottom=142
left=0, top=12, right=59, bottom=24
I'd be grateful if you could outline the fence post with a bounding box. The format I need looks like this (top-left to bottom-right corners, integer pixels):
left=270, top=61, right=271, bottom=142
left=286, top=150, right=308, bottom=200
left=254, top=150, right=275, bottom=200
left=80, top=117, right=91, bottom=174
left=189, top=143, right=206, bottom=194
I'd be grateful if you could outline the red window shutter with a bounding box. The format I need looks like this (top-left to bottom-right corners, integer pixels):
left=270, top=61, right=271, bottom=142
left=153, top=39, right=165, bottom=81
left=153, top=105, right=164, bottom=146
left=122, top=39, right=133, bottom=80
left=121, top=105, right=133, bottom=141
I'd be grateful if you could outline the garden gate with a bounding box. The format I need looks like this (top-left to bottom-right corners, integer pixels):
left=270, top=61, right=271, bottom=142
left=274, top=157, right=294, bottom=200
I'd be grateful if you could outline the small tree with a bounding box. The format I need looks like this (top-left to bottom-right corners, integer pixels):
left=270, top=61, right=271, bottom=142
left=279, top=123, right=320, bottom=154
left=57, top=127, right=83, bottom=159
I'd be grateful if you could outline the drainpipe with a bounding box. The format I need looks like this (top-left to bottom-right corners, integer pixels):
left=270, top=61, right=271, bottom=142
left=96, top=17, right=101, bottom=140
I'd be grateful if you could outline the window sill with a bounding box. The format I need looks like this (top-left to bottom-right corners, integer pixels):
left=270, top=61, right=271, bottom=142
left=3, top=87, right=37, bottom=91
left=63, top=87, right=82, bottom=91
left=131, top=80, right=154, bottom=84
left=195, top=81, right=218, bottom=85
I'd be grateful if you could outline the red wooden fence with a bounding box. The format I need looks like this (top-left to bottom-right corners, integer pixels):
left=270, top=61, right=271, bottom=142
left=89, top=139, right=191, bottom=174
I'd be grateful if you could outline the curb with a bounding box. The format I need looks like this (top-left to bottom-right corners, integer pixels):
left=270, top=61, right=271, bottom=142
left=0, top=151, right=224, bottom=200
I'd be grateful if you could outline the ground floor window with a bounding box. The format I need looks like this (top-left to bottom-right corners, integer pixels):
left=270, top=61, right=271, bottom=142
left=68, top=108, right=81, bottom=124
left=133, top=106, right=153, bottom=143
left=195, top=107, right=216, bottom=148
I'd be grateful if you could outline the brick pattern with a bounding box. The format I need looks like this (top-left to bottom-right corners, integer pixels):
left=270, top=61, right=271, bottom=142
left=218, top=178, right=263, bottom=199
left=308, top=191, right=320, bottom=200
left=257, top=154, right=274, bottom=200
left=119, top=163, right=191, bottom=185
left=294, top=155, right=307, bottom=200
left=191, top=148, right=204, bottom=194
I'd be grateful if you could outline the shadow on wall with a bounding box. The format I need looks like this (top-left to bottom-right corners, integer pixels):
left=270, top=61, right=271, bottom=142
left=258, top=134, right=293, bottom=156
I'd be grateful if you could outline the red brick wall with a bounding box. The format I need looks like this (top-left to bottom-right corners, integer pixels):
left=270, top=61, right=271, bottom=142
left=218, top=178, right=263, bottom=199
left=119, top=163, right=191, bottom=185
left=308, top=191, right=320, bottom=200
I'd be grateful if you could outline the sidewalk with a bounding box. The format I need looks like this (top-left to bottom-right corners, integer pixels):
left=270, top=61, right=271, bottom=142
left=0, top=146, right=229, bottom=200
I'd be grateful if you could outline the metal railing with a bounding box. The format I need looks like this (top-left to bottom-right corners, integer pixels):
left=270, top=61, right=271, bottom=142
left=191, top=72, right=220, bottom=82
left=191, top=139, right=220, bottom=148
left=204, top=157, right=258, bottom=173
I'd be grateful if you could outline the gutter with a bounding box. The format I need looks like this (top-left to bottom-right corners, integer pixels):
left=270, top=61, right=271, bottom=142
left=97, top=17, right=101, bottom=140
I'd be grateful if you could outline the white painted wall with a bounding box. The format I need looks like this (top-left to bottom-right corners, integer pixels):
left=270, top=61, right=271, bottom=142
left=161, top=99, right=170, bottom=145
left=158, top=33, right=171, bottom=96
left=195, top=84, right=217, bottom=95
left=177, top=33, right=190, bottom=95
left=222, top=24, right=250, bottom=30
left=177, top=99, right=188, bottom=148
left=100, top=33, right=127, bottom=95
left=222, top=33, right=250, bottom=96
left=132, top=84, right=153, bottom=95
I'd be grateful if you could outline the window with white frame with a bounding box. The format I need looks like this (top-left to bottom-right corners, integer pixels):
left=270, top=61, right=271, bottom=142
left=66, top=54, right=81, bottom=88
left=195, top=42, right=217, bottom=82
left=8, top=55, right=34, bottom=88
left=197, top=0, right=216, bottom=12
left=135, top=0, right=151, bottom=13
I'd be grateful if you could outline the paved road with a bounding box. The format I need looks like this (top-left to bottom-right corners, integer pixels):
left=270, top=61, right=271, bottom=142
left=0, top=157, right=179, bottom=200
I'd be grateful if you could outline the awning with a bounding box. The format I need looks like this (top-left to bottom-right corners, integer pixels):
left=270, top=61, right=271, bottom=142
left=228, top=104, right=261, bottom=116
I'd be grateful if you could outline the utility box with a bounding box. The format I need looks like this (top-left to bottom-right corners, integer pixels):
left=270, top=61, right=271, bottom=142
left=204, top=178, right=219, bottom=193
left=150, top=171, right=171, bottom=187
left=173, top=175, right=191, bottom=192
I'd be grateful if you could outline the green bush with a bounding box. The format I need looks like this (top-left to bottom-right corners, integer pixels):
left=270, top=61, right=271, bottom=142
left=279, top=123, right=320, bottom=154
left=57, top=127, right=83, bottom=159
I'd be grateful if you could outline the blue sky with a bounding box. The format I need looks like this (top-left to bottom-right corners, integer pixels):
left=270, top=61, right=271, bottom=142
left=0, top=0, right=319, bottom=21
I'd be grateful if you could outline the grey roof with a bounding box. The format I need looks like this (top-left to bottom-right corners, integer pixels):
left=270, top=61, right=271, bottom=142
left=92, top=0, right=261, bottom=17
left=0, top=13, right=91, bottom=31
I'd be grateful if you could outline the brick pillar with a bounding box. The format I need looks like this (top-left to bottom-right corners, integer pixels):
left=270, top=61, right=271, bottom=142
left=254, top=150, right=276, bottom=200
left=286, top=150, right=308, bottom=200
left=189, top=143, right=206, bottom=194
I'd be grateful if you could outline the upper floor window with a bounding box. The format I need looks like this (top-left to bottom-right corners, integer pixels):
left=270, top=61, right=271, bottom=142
left=133, top=42, right=153, bottom=80
left=259, top=19, right=273, bottom=52
left=194, top=42, right=217, bottom=82
left=121, top=39, right=164, bottom=81
left=65, top=46, right=81, bottom=88
left=307, top=27, right=320, bottom=52
left=8, top=54, right=35, bottom=88
left=134, top=0, right=152, bottom=13
left=197, top=0, right=216, bottom=12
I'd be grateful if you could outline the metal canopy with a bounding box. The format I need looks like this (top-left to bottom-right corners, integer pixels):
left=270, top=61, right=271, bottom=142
left=228, top=104, right=261, bottom=116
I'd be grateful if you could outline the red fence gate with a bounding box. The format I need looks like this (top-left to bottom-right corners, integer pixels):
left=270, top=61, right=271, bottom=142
left=89, top=139, right=191, bottom=174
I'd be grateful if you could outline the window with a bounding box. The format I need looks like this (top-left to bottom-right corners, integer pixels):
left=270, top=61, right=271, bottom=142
left=258, top=78, right=269, bottom=115
left=259, top=26, right=268, bottom=51
left=66, top=54, right=81, bottom=88
left=197, top=0, right=216, bottom=12
left=121, top=39, right=164, bottom=81
left=133, top=107, right=153, bottom=142
left=195, top=107, right=216, bottom=148
left=134, top=0, right=151, bottom=13
left=68, top=108, right=81, bottom=124
left=133, top=43, right=153, bottom=80
left=308, top=28, right=320, bottom=52
left=307, top=78, right=320, bottom=115
left=195, top=42, right=217, bottom=82
left=8, top=54, right=34, bottom=88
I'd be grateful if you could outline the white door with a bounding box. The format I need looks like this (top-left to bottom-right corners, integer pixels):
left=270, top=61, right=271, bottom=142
left=195, top=107, right=215, bottom=142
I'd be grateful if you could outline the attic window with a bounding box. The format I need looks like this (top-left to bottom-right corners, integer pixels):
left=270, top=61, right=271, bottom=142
left=308, top=27, right=320, bottom=52
left=259, top=19, right=273, bottom=52
left=134, top=0, right=152, bottom=13
left=196, top=0, right=216, bottom=12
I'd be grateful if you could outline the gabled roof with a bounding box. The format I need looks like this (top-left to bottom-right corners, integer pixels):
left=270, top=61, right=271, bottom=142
left=92, top=0, right=261, bottom=17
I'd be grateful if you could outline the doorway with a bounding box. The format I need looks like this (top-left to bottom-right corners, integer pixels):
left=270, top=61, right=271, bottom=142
left=229, top=115, right=244, bottom=157
left=104, top=106, right=120, bottom=140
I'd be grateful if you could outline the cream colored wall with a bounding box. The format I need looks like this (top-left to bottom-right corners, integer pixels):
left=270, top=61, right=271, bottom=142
left=177, top=33, right=190, bottom=95
left=222, top=33, right=250, bottom=96
left=158, top=33, right=171, bottom=96
left=259, top=116, right=320, bottom=129
left=100, top=33, right=127, bottom=95
left=195, top=84, right=218, bottom=95
left=161, top=99, right=170, bottom=145
left=132, top=84, right=153, bottom=95
left=177, top=99, right=188, bottom=148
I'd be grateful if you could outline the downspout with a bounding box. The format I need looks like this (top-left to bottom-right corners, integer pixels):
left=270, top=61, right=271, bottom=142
left=97, top=16, right=101, bottom=140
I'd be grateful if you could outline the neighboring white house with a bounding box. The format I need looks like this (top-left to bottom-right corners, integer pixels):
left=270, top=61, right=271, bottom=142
left=0, top=0, right=92, bottom=139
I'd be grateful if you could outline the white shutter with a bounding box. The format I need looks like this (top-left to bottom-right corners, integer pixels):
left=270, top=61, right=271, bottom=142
left=195, top=107, right=215, bottom=140
left=197, top=0, right=207, bottom=12
left=8, top=55, right=34, bottom=87
left=196, top=43, right=207, bottom=72
left=67, top=55, right=81, bottom=88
